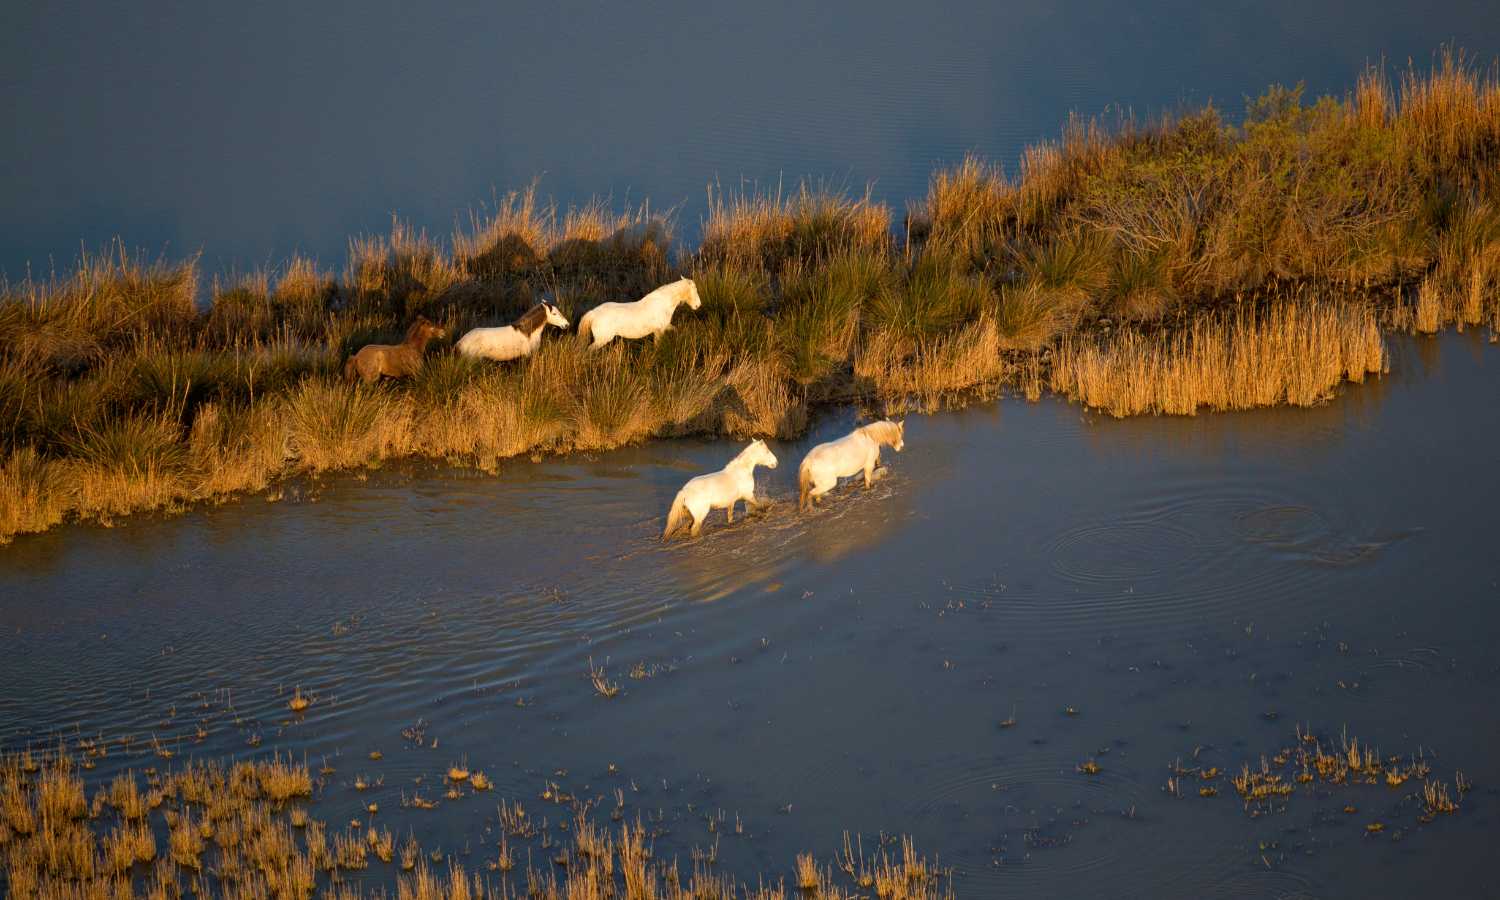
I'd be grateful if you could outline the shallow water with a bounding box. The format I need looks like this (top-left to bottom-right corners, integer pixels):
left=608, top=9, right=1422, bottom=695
left=3, top=331, right=1498, bottom=897
left=5, top=2, right=1500, bottom=278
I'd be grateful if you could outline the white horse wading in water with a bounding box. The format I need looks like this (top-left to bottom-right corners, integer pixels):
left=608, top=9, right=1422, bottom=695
left=662, top=439, right=778, bottom=540
left=456, top=301, right=569, bottom=362
left=798, top=419, right=905, bottom=510
left=578, top=277, right=702, bottom=349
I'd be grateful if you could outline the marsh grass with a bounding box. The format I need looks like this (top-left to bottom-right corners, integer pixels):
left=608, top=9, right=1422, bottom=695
left=1050, top=298, right=1387, bottom=416
left=4, top=51, right=1498, bottom=542
left=0, top=749, right=949, bottom=900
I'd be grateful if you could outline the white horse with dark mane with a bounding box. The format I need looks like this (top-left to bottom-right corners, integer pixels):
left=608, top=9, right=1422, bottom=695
left=455, top=301, right=569, bottom=362
left=662, top=439, right=778, bottom=540
left=578, top=277, right=702, bottom=349
left=798, top=420, right=905, bottom=510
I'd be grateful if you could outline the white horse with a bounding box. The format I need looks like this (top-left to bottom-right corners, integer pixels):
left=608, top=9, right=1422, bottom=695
left=455, top=301, right=569, bottom=362
left=798, top=420, right=905, bottom=510
left=578, top=277, right=702, bottom=349
left=662, top=439, right=778, bottom=540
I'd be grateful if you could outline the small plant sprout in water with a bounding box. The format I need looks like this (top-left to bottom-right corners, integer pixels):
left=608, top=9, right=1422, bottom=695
left=448, top=759, right=471, bottom=782
left=795, top=852, right=821, bottom=891
left=1077, top=759, right=1102, bottom=775
left=491, top=835, right=515, bottom=872
left=589, top=658, right=621, bottom=699
left=470, top=771, right=492, bottom=791
left=1000, top=704, right=1017, bottom=728
left=287, top=686, right=311, bottom=713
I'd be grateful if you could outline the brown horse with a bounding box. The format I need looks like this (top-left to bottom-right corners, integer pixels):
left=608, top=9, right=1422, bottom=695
left=343, top=316, right=448, bottom=384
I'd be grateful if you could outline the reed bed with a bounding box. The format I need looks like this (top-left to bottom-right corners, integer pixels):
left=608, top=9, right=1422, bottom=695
left=1050, top=299, right=1388, bottom=416
left=0, top=749, right=951, bottom=899
left=3, top=51, right=1499, bottom=542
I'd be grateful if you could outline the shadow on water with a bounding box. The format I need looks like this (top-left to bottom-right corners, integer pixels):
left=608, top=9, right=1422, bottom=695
left=1, top=332, right=1499, bottom=898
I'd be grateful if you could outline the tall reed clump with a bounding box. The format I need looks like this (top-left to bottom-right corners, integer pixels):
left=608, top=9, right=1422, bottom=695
left=3, top=50, right=1499, bottom=543
left=1050, top=299, right=1387, bottom=416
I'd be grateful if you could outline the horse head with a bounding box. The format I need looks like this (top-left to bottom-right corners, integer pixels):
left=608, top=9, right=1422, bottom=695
left=543, top=301, right=571, bottom=330
left=680, top=277, right=702, bottom=310
left=867, top=419, right=904, bottom=451
left=748, top=438, right=778, bottom=469
left=408, top=316, right=448, bottom=343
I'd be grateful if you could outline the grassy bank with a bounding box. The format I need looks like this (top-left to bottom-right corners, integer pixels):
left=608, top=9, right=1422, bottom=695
left=3, top=51, right=1499, bottom=543
left=0, top=749, right=951, bottom=899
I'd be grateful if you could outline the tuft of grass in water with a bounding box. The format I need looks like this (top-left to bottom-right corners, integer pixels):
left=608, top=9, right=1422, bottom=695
left=0, top=448, right=64, bottom=538
left=588, top=658, right=621, bottom=699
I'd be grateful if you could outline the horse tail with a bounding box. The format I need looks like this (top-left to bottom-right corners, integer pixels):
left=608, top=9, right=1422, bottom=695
left=662, top=493, right=688, bottom=541
left=342, top=354, right=358, bottom=382
left=576, top=311, right=595, bottom=346
left=798, top=462, right=813, bottom=511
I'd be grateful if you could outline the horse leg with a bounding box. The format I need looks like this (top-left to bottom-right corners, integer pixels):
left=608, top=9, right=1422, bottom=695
left=811, top=474, right=835, bottom=503
left=690, top=512, right=705, bottom=537
left=725, top=500, right=734, bottom=524
left=864, top=462, right=876, bottom=488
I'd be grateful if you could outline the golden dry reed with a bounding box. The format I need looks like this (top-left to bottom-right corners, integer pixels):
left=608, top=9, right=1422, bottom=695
left=4, top=50, right=1500, bottom=542
left=0, top=749, right=951, bottom=900
left=1050, top=299, right=1388, bottom=416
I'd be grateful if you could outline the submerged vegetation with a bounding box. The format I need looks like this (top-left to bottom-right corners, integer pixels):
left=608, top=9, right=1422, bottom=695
left=0, top=749, right=951, bottom=899
left=3, top=50, right=1500, bottom=542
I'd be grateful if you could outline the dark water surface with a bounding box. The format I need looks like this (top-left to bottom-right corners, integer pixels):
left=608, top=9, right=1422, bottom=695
left=3, top=331, right=1498, bottom=897
left=4, top=2, right=1500, bottom=279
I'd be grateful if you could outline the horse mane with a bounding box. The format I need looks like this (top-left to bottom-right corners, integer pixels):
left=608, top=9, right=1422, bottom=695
left=512, top=303, right=548, bottom=336
left=860, top=420, right=902, bottom=446
left=644, top=279, right=693, bottom=304
left=728, top=439, right=765, bottom=466
left=403, top=318, right=431, bottom=342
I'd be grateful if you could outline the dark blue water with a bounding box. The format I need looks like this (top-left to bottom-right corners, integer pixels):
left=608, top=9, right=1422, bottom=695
left=3, top=1, right=1498, bottom=279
